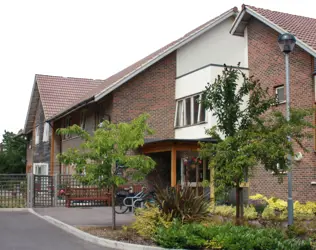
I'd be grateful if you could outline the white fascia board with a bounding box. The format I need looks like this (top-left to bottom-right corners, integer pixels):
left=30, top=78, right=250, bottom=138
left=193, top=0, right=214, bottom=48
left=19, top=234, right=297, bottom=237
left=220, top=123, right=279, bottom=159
left=23, top=78, right=37, bottom=132
left=95, top=10, right=236, bottom=101
left=246, top=8, right=316, bottom=58
left=230, top=9, right=246, bottom=35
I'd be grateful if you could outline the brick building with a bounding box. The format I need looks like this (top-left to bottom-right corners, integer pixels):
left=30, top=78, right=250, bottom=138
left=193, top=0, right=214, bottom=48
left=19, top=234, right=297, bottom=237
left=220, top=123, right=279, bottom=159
left=23, top=5, right=316, bottom=201
left=231, top=5, right=316, bottom=202
left=24, top=8, right=242, bottom=191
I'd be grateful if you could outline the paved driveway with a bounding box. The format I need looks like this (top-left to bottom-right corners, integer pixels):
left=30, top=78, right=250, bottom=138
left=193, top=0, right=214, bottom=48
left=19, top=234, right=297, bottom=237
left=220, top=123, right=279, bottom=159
left=35, top=207, right=135, bottom=226
left=0, top=212, right=110, bottom=250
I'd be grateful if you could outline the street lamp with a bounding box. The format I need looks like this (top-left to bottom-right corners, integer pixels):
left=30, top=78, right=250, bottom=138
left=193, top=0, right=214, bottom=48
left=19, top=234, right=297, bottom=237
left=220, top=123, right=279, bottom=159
left=278, top=33, right=296, bottom=226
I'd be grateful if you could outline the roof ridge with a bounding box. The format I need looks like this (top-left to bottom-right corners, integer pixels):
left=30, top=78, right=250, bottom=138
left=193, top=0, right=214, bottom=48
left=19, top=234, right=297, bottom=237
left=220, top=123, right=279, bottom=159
left=245, top=5, right=316, bottom=20
left=35, top=74, right=105, bottom=82
left=46, top=7, right=238, bottom=121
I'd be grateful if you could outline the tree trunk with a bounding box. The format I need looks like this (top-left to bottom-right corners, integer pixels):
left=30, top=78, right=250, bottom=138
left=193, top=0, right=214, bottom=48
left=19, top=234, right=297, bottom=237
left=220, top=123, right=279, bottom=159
left=235, top=182, right=244, bottom=225
left=111, top=184, right=116, bottom=230
left=240, top=187, right=244, bottom=222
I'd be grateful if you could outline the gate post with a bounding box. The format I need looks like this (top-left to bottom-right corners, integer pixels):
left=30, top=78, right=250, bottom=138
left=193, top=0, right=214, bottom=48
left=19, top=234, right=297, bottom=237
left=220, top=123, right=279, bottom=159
left=27, top=173, right=34, bottom=208
left=53, top=174, right=58, bottom=206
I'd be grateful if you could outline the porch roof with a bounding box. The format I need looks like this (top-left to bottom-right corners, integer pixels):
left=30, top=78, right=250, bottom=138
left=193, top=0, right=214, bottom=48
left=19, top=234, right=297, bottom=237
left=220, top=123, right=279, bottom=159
left=142, top=138, right=217, bottom=154
left=144, top=138, right=217, bottom=145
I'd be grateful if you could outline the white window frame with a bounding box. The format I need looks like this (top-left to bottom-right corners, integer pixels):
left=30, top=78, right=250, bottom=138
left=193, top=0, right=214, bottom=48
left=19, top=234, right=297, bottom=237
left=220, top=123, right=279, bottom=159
left=275, top=85, right=285, bottom=104
left=175, top=93, right=207, bottom=128
left=43, top=122, right=50, bottom=142
left=33, top=163, right=49, bottom=175
left=35, top=126, right=40, bottom=145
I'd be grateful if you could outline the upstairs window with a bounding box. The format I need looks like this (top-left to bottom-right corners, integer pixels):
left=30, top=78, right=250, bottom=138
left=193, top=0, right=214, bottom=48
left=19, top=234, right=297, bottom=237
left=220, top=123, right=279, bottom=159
left=275, top=85, right=285, bottom=104
left=175, top=100, right=184, bottom=127
left=43, top=122, right=50, bottom=142
left=35, top=126, right=40, bottom=145
left=175, top=93, right=206, bottom=128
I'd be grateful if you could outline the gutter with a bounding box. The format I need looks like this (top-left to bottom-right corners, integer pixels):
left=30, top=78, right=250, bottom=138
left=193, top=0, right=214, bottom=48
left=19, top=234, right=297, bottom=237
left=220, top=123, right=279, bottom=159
left=46, top=96, right=95, bottom=123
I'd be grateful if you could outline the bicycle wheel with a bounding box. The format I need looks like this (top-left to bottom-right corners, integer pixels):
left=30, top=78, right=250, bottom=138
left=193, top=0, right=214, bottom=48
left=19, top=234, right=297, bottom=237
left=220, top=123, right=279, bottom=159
left=114, top=196, right=129, bottom=214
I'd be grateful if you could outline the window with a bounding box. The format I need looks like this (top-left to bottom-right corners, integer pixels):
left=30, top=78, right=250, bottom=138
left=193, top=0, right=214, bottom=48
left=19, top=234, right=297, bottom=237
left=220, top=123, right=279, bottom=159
left=33, top=163, right=48, bottom=175
left=185, top=98, right=191, bottom=125
left=176, top=100, right=184, bottom=127
left=64, top=116, right=72, bottom=139
left=43, top=122, right=50, bottom=142
left=175, top=93, right=207, bottom=128
left=80, top=110, right=87, bottom=130
left=35, top=126, right=40, bottom=145
left=193, top=95, right=200, bottom=124
left=275, top=86, right=285, bottom=103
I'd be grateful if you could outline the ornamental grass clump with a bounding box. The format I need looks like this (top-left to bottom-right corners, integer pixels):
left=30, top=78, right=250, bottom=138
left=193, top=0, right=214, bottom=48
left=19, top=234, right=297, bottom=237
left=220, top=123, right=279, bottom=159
left=153, top=185, right=209, bottom=223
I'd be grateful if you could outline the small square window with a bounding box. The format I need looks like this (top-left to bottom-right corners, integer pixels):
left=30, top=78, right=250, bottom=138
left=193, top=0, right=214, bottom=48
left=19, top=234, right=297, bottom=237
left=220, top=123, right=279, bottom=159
left=275, top=86, right=285, bottom=104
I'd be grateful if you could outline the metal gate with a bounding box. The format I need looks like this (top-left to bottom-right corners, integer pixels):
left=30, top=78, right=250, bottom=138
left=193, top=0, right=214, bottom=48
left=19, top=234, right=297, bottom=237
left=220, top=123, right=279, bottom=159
left=33, top=175, right=54, bottom=207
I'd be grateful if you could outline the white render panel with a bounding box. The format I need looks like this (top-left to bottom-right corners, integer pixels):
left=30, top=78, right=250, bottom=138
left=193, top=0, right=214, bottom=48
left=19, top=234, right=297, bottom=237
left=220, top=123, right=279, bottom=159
left=176, top=66, right=211, bottom=99
left=175, top=66, right=248, bottom=139
left=176, top=18, right=247, bottom=77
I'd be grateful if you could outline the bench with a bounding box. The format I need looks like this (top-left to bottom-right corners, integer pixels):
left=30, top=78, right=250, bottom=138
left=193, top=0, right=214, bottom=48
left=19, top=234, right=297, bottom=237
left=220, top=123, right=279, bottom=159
left=65, top=187, right=111, bottom=208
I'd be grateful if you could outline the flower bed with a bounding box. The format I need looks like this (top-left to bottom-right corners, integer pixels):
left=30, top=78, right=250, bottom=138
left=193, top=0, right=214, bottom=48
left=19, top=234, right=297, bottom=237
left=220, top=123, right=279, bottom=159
left=76, top=189, right=315, bottom=249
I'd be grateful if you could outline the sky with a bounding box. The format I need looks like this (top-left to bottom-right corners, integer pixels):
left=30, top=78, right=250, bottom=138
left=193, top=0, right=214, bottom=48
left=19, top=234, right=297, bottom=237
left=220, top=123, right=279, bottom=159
left=0, top=0, right=315, bottom=141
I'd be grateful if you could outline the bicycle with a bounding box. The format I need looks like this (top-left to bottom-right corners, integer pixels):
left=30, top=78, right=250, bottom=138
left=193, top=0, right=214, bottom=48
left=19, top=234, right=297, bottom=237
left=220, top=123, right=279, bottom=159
left=114, top=186, right=155, bottom=214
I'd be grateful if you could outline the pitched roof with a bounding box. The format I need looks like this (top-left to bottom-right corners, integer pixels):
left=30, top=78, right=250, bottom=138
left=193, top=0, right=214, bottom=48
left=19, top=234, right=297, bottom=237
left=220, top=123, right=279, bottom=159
left=48, top=7, right=238, bottom=121
left=36, top=75, right=103, bottom=119
left=231, top=5, right=316, bottom=57
left=24, top=75, right=103, bottom=133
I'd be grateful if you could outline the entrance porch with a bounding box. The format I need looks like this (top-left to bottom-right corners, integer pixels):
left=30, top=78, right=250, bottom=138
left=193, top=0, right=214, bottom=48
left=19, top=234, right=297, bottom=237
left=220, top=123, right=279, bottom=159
left=142, top=138, right=216, bottom=201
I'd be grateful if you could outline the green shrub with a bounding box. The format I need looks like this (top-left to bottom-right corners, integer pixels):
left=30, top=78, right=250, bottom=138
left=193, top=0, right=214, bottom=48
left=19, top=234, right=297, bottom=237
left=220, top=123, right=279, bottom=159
left=132, top=204, right=172, bottom=239
left=154, top=221, right=312, bottom=249
left=262, top=206, right=278, bottom=220
left=244, top=205, right=258, bottom=220
left=154, top=185, right=209, bottom=223
left=294, top=201, right=316, bottom=221
left=249, top=193, right=268, bottom=214
left=213, top=205, right=235, bottom=217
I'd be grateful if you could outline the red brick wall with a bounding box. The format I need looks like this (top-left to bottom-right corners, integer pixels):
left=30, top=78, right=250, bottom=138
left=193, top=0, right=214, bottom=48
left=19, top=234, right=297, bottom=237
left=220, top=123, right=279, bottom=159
left=247, top=19, right=316, bottom=202
left=111, top=52, right=176, bottom=139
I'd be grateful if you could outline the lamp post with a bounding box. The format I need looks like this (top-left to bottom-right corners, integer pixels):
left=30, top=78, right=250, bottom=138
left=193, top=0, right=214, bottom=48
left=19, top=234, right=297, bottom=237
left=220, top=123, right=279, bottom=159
left=278, top=33, right=296, bottom=226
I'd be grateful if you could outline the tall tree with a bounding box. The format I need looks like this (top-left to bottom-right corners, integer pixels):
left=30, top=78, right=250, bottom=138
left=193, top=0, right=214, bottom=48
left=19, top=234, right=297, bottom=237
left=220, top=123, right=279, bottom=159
left=57, top=113, right=156, bottom=229
left=200, top=65, right=314, bottom=223
left=0, top=131, right=26, bottom=173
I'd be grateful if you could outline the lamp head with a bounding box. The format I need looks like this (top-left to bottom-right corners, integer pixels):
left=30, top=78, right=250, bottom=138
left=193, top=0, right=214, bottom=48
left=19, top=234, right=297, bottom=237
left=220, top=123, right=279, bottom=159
left=278, top=33, right=296, bottom=54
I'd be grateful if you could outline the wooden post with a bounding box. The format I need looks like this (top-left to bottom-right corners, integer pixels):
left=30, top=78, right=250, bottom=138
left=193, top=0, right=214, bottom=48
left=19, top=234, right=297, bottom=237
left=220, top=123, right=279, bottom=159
left=203, top=160, right=206, bottom=181
left=196, top=164, right=199, bottom=196
left=210, top=165, right=215, bottom=206
left=203, top=159, right=206, bottom=196
left=50, top=122, right=55, bottom=176
left=171, top=146, right=177, bottom=187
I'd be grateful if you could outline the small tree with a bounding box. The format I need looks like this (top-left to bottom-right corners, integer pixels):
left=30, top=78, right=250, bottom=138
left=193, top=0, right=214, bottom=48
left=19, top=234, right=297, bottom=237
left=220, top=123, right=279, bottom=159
left=57, top=113, right=156, bottom=229
left=0, top=131, right=27, bottom=174
left=200, top=65, right=314, bottom=223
